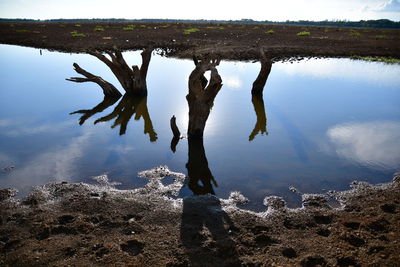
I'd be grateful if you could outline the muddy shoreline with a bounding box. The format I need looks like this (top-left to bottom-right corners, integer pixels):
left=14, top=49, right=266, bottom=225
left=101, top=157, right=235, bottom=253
left=1, top=22, right=400, bottom=61
left=1, top=22, right=400, bottom=266
left=1, top=168, right=399, bottom=266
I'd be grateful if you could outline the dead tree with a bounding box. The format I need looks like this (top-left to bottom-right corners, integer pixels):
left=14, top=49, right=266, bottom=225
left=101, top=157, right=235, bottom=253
left=89, top=48, right=152, bottom=96
left=67, top=48, right=152, bottom=96
left=66, top=63, right=122, bottom=97
left=94, top=94, right=157, bottom=141
left=187, top=57, right=223, bottom=139
left=251, top=49, right=272, bottom=96
left=249, top=94, right=268, bottom=141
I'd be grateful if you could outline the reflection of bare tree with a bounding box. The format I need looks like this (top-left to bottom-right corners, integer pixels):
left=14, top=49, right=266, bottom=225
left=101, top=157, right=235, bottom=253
left=186, top=138, right=217, bottom=195
left=69, top=96, right=121, bottom=125
left=249, top=95, right=268, bottom=141
left=95, top=94, right=157, bottom=141
left=67, top=49, right=157, bottom=141
left=187, top=57, right=223, bottom=139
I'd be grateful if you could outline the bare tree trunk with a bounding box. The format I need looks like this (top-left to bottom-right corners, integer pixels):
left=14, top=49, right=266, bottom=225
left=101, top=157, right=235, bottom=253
left=251, top=49, right=272, bottom=96
left=89, top=48, right=152, bottom=96
left=66, top=63, right=122, bottom=97
left=187, top=58, right=223, bottom=139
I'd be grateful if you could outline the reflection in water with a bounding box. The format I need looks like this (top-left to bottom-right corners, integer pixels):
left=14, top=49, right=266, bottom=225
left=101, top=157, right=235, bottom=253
left=249, top=95, right=268, bottom=141
left=69, top=95, right=121, bottom=125
left=67, top=49, right=157, bottom=141
left=95, top=94, right=157, bottom=141
left=186, top=138, right=217, bottom=195
left=327, top=121, right=400, bottom=169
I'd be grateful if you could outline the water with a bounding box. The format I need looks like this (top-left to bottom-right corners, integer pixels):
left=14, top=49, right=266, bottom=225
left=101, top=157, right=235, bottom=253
left=1, top=44, right=399, bottom=209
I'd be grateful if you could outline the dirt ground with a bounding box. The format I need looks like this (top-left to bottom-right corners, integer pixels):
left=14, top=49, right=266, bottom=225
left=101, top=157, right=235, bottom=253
left=1, top=22, right=400, bottom=266
left=0, top=168, right=399, bottom=267
left=1, top=22, right=400, bottom=60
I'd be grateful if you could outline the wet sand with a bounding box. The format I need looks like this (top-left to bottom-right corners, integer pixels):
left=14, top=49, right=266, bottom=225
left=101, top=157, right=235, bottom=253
left=1, top=168, right=399, bottom=266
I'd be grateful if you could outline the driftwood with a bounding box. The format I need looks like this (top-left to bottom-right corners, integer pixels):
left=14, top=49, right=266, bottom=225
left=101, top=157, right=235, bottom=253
left=66, top=63, right=122, bottom=97
left=251, top=49, right=272, bottom=96
left=186, top=138, right=217, bottom=195
left=186, top=57, right=223, bottom=139
left=94, top=94, right=157, bottom=141
left=249, top=94, right=268, bottom=141
left=69, top=95, right=121, bottom=125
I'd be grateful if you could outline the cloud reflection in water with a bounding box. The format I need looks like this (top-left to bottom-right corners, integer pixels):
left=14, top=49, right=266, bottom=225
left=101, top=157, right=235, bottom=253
left=327, top=121, right=400, bottom=169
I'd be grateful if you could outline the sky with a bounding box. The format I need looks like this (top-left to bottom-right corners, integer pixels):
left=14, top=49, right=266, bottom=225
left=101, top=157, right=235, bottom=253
left=0, top=0, right=400, bottom=21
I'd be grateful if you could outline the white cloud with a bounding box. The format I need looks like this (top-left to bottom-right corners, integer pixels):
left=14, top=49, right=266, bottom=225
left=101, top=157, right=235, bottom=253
left=327, top=121, right=400, bottom=169
left=373, top=0, right=400, bottom=12
left=0, top=126, right=94, bottom=191
left=222, top=75, right=242, bottom=90
left=0, top=119, right=12, bottom=127
left=2, top=120, right=75, bottom=137
left=274, top=58, right=400, bottom=84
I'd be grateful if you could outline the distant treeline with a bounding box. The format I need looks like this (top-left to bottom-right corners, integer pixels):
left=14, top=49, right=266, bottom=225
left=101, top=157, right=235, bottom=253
left=1, top=18, right=399, bottom=29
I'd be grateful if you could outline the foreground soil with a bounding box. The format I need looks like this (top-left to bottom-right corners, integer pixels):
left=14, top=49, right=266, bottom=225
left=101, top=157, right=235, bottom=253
left=1, top=168, right=399, bottom=267
left=1, top=22, right=400, bottom=60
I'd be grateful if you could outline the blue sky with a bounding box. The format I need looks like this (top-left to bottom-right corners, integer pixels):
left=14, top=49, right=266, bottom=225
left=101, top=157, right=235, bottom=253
left=1, top=0, right=399, bottom=21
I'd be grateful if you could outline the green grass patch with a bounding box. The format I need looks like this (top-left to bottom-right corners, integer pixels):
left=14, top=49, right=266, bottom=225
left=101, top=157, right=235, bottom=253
left=207, top=26, right=225, bottom=30
left=75, top=24, right=81, bottom=27
left=140, top=25, right=146, bottom=28
left=15, top=29, right=30, bottom=33
left=123, top=24, right=136, bottom=30
left=351, top=56, right=400, bottom=64
left=324, top=28, right=330, bottom=33
left=374, top=34, right=388, bottom=39
left=349, top=29, right=361, bottom=37
left=183, top=28, right=200, bottom=35
left=297, top=31, right=310, bottom=36
left=265, top=30, right=274, bottom=34
left=94, top=26, right=105, bottom=32
left=159, top=25, right=170, bottom=28
left=70, top=31, right=86, bottom=37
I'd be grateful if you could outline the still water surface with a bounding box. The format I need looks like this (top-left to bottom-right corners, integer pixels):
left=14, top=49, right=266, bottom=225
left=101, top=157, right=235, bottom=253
left=0, top=45, right=399, bottom=209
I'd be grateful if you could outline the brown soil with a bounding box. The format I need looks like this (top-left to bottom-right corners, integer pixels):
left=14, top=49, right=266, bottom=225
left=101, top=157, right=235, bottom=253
left=1, top=170, right=399, bottom=266
left=1, top=22, right=400, bottom=60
